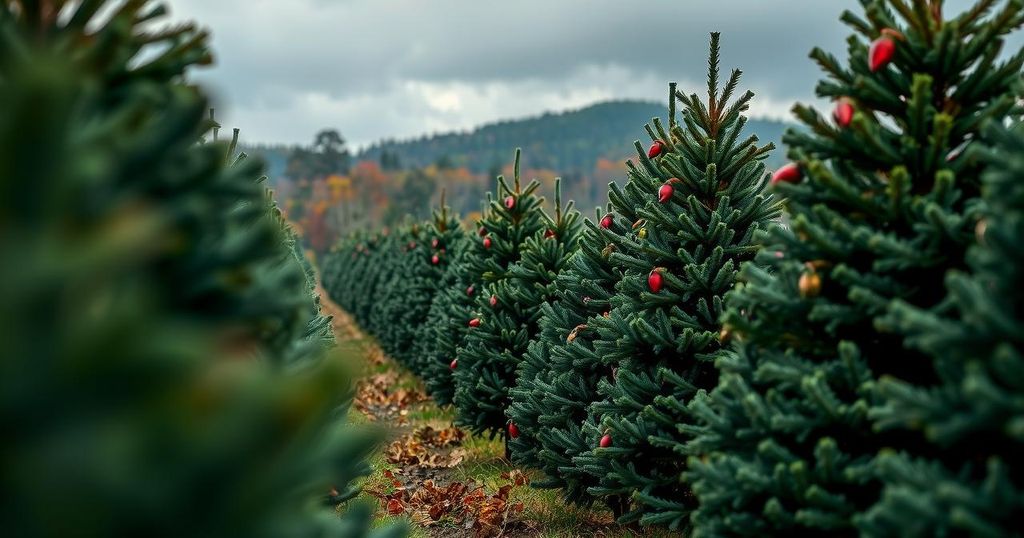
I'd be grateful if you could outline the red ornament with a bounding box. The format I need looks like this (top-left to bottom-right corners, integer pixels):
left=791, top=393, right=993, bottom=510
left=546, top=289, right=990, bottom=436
left=508, top=422, right=520, bottom=439
left=478, top=226, right=487, bottom=237
left=489, top=295, right=498, bottom=307
left=600, top=214, right=613, bottom=229
left=432, top=238, right=439, bottom=248
left=468, top=318, right=481, bottom=327
left=450, top=358, right=458, bottom=370
left=544, top=229, right=556, bottom=239
left=833, top=99, right=854, bottom=128
left=483, top=237, right=492, bottom=249
left=648, top=268, right=664, bottom=293
left=504, top=196, right=516, bottom=210
left=648, top=140, right=665, bottom=158
left=658, top=183, right=674, bottom=203
left=869, top=36, right=896, bottom=72
left=431, top=254, right=440, bottom=265
left=467, top=285, right=475, bottom=296
left=771, top=163, right=802, bottom=185
left=600, top=434, right=612, bottom=448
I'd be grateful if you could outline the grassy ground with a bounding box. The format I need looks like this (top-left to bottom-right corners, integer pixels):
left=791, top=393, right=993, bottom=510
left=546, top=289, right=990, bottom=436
left=324, top=295, right=679, bottom=538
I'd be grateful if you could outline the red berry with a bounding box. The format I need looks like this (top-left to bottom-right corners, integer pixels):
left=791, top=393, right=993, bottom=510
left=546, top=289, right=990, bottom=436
left=869, top=36, right=895, bottom=72
left=544, top=229, right=556, bottom=239
left=648, top=269, right=664, bottom=293
left=504, top=196, right=516, bottom=209
left=432, top=238, right=439, bottom=248
left=508, top=422, right=520, bottom=439
left=600, top=214, right=613, bottom=229
left=483, top=237, right=492, bottom=249
left=648, top=140, right=665, bottom=158
left=450, top=358, right=458, bottom=370
left=489, top=295, right=498, bottom=307
left=408, top=241, right=416, bottom=249
left=658, top=183, right=674, bottom=203
left=469, top=318, right=481, bottom=327
left=771, top=163, right=802, bottom=185
left=431, top=254, right=440, bottom=265
left=467, top=285, right=475, bottom=296
left=478, top=226, right=487, bottom=237
left=600, top=434, right=612, bottom=448
left=833, top=98, right=854, bottom=127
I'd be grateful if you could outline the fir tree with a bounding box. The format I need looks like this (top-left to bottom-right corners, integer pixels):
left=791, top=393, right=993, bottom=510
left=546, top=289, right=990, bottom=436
left=369, top=221, right=425, bottom=356
left=572, top=34, right=780, bottom=529
left=411, top=235, right=471, bottom=382
left=461, top=179, right=584, bottom=446
left=686, top=2, right=1024, bottom=536
left=0, top=1, right=399, bottom=536
left=506, top=205, right=628, bottom=508
left=857, top=120, right=1024, bottom=537
left=375, top=194, right=465, bottom=370
left=418, top=150, right=547, bottom=406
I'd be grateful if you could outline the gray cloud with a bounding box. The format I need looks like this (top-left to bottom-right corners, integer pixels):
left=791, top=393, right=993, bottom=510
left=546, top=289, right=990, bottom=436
left=167, top=0, right=1020, bottom=147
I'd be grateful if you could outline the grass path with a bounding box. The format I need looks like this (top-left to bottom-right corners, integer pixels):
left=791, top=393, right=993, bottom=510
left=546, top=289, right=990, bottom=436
left=319, top=290, right=679, bottom=537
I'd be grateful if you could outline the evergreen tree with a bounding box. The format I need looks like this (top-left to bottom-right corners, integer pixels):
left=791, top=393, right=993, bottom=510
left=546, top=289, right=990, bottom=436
left=353, top=230, right=401, bottom=331
left=571, top=34, right=780, bottom=529
left=686, top=2, right=1024, bottom=535
left=0, top=1, right=399, bottom=536
left=417, top=150, right=547, bottom=406
left=323, top=231, right=377, bottom=321
left=462, top=180, right=584, bottom=446
left=369, top=221, right=423, bottom=349
left=375, top=194, right=465, bottom=370
left=857, top=120, right=1024, bottom=537
left=412, top=240, right=473, bottom=396
left=506, top=204, right=627, bottom=507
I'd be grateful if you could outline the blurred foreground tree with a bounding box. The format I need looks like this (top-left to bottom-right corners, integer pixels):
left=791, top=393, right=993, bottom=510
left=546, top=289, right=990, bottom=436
left=0, top=2, right=401, bottom=537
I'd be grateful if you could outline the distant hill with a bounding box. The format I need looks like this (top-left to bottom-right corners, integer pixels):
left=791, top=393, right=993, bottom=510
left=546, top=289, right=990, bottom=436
left=239, top=143, right=291, bottom=183
left=356, top=100, right=792, bottom=175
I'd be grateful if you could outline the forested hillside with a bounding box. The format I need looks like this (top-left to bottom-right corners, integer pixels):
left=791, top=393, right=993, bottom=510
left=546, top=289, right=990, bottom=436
left=357, top=100, right=790, bottom=174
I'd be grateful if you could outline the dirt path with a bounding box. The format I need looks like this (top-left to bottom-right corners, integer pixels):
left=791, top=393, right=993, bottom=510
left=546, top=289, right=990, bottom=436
left=319, top=287, right=675, bottom=538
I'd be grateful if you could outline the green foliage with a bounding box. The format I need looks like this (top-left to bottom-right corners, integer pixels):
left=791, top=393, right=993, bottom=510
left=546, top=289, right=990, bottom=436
left=557, top=34, right=780, bottom=531
left=416, top=151, right=549, bottom=407
left=686, top=2, right=1024, bottom=536
left=463, top=179, right=584, bottom=445
left=0, top=1, right=399, bottom=536
left=377, top=198, right=465, bottom=367
left=318, top=4, right=1024, bottom=537
left=857, top=120, right=1024, bottom=537
left=323, top=196, right=466, bottom=381
left=506, top=205, right=627, bottom=508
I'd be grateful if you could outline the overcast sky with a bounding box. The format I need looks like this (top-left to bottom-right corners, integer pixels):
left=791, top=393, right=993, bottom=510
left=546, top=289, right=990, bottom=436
left=168, top=0, right=1011, bottom=149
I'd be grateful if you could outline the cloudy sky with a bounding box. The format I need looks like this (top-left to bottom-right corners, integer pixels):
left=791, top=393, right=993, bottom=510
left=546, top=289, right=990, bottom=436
left=167, top=0, right=1003, bottom=149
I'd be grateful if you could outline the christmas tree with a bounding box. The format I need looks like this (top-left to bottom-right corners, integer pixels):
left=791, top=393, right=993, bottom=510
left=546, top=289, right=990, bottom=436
left=571, top=33, right=780, bottom=529
left=373, top=194, right=465, bottom=371
left=368, top=221, right=424, bottom=354
left=506, top=204, right=627, bottom=508
left=460, top=179, right=583, bottom=446
left=0, top=1, right=398, bottom=536
left=324, top=230, right=379, bottom=325
left=857, top=120, right=1024, bottom=537
left=686, top=2, right=1024, bottom=535
left=417, top=150, right=547, bottom=406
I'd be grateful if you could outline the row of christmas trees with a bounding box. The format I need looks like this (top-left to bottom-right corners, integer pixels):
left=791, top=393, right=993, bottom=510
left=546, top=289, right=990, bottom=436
left=323, top=1, right=1024, bottom=535
left=1, top=2, right=401, bottom=537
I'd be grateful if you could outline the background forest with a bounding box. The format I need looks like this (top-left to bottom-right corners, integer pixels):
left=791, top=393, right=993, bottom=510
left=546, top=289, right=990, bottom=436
left=246, top=101, right=790, bottom=251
